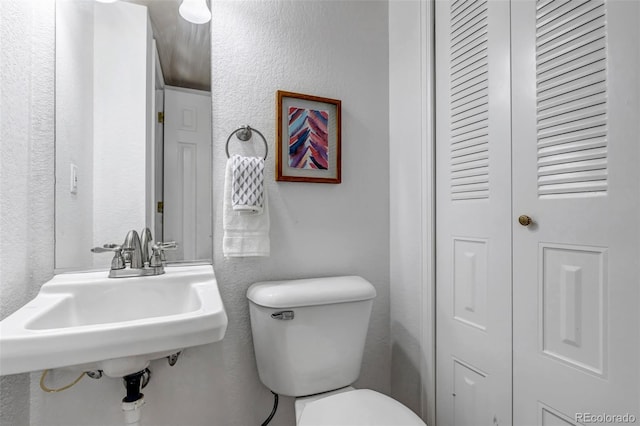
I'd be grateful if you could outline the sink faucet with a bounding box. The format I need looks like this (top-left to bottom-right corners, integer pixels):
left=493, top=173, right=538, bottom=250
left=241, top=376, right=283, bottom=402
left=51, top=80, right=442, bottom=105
left=92, top=229, right=176, bottom=278
left=140, top=228, right=153, bottom=266
left=122, top=230, right=143, bottom=269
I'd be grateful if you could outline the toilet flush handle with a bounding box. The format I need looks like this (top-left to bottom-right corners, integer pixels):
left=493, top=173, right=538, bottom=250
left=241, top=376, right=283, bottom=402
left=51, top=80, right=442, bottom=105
left=271, top=311, right=294, bottom=320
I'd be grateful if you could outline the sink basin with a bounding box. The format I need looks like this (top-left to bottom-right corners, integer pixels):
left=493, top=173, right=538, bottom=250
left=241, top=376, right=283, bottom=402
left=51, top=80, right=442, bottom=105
left=0, top=264, right=227, bottom=377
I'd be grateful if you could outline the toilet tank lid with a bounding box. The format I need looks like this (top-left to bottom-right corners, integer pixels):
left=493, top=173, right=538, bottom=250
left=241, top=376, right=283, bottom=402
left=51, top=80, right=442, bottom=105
left=247, top=276, right=377, bottom=308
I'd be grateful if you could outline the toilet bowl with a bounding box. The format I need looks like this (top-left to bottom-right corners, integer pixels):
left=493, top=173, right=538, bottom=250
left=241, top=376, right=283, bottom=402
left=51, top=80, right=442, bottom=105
left=247, top=276, right=426, bottom=426
left=295, top=387, right=425, bottom=426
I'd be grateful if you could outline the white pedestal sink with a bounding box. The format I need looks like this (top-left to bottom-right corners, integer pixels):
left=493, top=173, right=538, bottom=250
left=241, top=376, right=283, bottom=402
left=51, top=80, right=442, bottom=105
left=0, top=264, right=227, bottom=377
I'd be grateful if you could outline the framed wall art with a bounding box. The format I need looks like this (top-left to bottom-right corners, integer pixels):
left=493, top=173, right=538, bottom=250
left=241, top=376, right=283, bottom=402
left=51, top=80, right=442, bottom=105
left=276, top=90, right=341, bottom=183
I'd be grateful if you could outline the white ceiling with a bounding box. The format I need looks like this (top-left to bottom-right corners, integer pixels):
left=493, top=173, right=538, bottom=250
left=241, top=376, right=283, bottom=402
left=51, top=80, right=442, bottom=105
left=126, top=0, right=211, bottom=91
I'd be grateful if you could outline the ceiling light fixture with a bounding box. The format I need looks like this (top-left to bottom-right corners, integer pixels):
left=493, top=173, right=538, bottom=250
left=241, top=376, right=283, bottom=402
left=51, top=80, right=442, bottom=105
left=179, top=0, right=211, bottom=24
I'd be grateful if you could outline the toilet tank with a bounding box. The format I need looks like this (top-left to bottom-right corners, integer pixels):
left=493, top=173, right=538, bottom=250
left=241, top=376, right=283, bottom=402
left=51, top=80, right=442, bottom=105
left=247, top=276, right=377, bottom=397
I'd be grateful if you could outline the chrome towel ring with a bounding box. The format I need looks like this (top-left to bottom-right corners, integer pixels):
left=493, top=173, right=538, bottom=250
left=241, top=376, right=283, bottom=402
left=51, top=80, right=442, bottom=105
left=225, top=125, right=268, bottom=160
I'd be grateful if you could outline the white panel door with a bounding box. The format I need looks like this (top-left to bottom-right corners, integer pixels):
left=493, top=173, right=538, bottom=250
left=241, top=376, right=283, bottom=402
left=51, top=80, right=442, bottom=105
left=512, top=0, right=640, bottom=424
left=163, top=86, right=212, bottom=262
left=435, top=0, right=512, bottom=424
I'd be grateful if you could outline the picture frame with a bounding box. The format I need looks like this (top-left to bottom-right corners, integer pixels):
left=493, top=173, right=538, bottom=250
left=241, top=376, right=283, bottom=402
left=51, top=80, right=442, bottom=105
left=276, top=90, right=342, bottom=183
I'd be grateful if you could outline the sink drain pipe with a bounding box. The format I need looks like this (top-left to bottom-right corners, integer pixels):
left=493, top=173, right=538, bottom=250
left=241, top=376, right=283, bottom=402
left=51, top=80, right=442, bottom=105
left=122, top=369, right=150, bottom=426
left=122, top=398, right=144, bottom=426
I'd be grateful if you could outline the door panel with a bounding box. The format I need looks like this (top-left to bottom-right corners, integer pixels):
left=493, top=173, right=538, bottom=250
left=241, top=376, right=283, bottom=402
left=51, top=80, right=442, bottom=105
left=435, top=0, right=512, bottom=424
left=512, top=0, right=640, bottom=423
left=539, top=244, right=607, bottom=376
left=163, top=86, right=212, bottom=262
left=453, top=360, right=490, bottom=425
left=453, top=238, right=488, bottom=331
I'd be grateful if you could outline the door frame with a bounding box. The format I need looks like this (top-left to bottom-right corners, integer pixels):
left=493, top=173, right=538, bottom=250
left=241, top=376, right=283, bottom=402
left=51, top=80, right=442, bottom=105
left=421, top=0, right=436, bottom=424
left=389, top=0, right=436, bottom=424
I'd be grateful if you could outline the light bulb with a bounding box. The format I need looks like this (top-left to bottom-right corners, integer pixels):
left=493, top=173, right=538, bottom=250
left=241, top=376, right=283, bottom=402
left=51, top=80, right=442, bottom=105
left=179, top=0, right=211, bottom=24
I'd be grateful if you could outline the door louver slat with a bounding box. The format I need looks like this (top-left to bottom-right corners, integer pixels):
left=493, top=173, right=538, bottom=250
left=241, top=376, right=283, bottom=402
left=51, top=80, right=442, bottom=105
left=536, top=0, right=608, bottom=197
left=450, top=0, right=489, bottom=201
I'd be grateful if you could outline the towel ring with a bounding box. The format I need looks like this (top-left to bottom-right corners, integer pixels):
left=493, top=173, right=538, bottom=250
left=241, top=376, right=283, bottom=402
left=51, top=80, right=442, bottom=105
left=225, top=125, right=268, bottom=160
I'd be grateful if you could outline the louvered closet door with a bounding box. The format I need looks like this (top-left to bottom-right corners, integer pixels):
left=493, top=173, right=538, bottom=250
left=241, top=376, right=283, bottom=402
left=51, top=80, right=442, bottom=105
left=512, top=0, right=640, bottom=424
left=435, top=0, right=512, bottom=425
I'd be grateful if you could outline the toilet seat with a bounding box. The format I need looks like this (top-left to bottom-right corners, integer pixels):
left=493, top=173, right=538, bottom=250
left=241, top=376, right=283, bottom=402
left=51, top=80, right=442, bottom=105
left=297, top=388, right=426, bottom=426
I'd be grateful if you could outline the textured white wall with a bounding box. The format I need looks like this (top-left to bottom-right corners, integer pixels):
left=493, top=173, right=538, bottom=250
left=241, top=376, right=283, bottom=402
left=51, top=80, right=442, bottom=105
left=208, top=1, right=390, bottom=424
left=28, top=1, right=391, bottom=426
left=0, top=1, right=55, bottom=426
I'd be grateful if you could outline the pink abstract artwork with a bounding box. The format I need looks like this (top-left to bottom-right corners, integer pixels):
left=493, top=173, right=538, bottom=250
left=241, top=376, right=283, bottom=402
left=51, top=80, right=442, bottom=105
left=287, top=107, right=329, bottom=169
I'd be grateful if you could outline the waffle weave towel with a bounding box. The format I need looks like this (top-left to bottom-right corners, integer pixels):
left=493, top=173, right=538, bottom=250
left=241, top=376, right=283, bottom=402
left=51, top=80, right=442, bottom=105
left=223, top=157, right=270, bottom=257
left=231, top=155, right=265, bottom=214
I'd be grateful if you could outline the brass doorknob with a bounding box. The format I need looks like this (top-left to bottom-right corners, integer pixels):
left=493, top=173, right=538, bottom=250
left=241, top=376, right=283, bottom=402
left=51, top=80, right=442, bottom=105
left=518, top=215, right=533, bottom=226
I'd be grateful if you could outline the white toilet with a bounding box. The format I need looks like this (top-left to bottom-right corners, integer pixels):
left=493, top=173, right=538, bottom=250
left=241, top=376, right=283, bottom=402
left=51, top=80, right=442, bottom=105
left=247, top=276, right=426, bottom=426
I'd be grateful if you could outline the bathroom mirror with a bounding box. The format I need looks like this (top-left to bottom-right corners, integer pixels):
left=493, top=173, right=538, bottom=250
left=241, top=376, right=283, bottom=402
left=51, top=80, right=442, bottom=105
left=55, top=0, right=212, bottom=271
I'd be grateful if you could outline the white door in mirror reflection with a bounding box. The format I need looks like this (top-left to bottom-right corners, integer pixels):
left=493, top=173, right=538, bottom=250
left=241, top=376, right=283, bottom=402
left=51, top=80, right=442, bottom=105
left=163, top=86, right=212, bottom=262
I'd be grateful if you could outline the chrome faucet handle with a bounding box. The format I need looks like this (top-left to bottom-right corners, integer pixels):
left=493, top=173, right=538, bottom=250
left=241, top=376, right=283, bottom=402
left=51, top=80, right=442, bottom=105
left=140, top=228, right=153, bottom=266
left=90, top=243, right=121, bottom=253
left=156, top=241, right=177, bottom=250
left=149, top=247, right=163, bottom=267
left=90, top=244, right=125, bottom=270
left=156, top=241, right=177, bottom=261
left=122, top=230, right=144, bottom=269
left=149, top=242, right=177, bottom=266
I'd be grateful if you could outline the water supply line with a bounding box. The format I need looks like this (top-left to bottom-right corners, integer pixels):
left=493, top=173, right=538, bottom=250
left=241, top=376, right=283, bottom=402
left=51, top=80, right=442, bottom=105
left=39, top=369, right=86, bottom=393
left=261, top=391, right=279, bottom=426
left=38, top=367, right=151, bottom=426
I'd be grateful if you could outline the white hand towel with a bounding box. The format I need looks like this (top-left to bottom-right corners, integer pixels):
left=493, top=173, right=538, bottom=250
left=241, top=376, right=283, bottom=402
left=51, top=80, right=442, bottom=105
left=231, top=155, right=265, bottom=214
left=223, top=158, right=270, bottom=257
